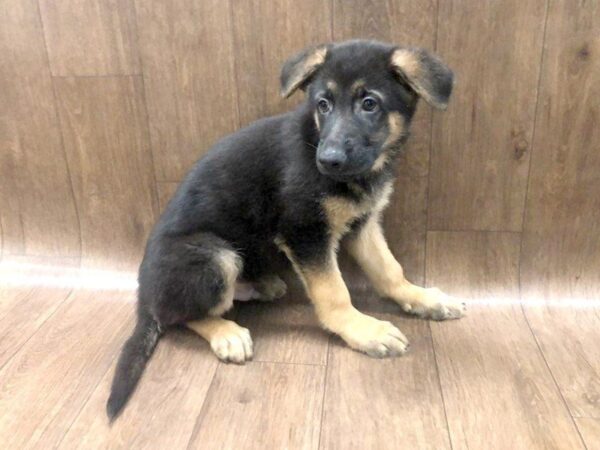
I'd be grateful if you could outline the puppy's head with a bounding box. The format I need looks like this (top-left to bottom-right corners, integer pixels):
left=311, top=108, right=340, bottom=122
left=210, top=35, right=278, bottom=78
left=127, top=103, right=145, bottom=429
left=281, top=40, right=453, bottom=180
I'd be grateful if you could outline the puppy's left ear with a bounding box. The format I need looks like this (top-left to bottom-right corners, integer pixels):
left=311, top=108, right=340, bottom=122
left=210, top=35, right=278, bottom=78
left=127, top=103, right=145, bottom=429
left=280, top=44, right=328, bottom=98
left=390, top=47, right=454, bottom=110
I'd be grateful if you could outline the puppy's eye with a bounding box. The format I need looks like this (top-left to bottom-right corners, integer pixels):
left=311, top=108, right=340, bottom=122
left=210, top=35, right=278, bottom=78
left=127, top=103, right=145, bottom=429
left=317, top=99, right=331, bottom=114
left=362, top=97, right=378, bottom=112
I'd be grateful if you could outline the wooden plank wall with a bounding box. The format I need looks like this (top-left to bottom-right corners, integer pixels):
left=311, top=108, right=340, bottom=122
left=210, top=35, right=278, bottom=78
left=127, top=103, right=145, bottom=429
left=1, top=0, right=599, bottom=302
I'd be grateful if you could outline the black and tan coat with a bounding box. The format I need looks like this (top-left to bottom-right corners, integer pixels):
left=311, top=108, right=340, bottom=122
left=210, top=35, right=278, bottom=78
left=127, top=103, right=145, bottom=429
left=107, top=40, right=465, bottom=421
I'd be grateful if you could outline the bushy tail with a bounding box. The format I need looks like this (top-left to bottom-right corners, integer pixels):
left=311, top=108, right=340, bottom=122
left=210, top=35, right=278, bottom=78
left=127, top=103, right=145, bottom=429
left=106, top=311, right=161, bottom=421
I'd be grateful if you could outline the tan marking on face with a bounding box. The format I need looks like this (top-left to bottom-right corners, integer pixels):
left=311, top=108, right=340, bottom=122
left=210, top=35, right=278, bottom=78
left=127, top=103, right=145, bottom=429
left=326, top=80, right=338, bottom=92
left=351, top=79, right=365, bottom=94
left=282, top=47, right=328, bottom=98
left=314, top=111, right=320, bottom=131
left=207, top=248, right=242, bottom=316
left=383, top=112, right=405, bottom=148
left=322, top=181, right=393, bottom=244
left=372, top=112, right=406, bottom=172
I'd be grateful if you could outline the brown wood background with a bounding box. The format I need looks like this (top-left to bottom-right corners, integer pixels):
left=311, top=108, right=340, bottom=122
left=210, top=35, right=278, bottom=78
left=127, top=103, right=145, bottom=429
left=1, top=0, right=599, bottom=301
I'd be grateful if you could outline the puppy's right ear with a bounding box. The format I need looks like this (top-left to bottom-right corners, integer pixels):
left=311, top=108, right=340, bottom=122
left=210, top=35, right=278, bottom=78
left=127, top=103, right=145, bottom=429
left=280, top=45, right=328, bottom=98
left=390, top=47, right=454, bottom=110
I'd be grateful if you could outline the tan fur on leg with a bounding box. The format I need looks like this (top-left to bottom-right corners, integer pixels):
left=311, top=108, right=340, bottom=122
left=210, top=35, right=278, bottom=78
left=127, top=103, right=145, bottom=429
left=207, top=249, right=242, bottom=316
left=187, top=317, right=253, bottom=363
left=346, top=217, right=466, bottom=320
left=286, top=248, right=408, bottom=358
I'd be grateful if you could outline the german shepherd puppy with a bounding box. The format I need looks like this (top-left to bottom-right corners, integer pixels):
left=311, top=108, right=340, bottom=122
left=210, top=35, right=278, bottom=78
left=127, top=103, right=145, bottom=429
left=107, top=39, right=465, bottom=420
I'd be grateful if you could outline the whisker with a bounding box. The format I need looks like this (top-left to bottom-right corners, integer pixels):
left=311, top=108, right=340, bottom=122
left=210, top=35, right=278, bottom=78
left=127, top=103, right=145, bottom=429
left=303, top=141, right=318, bottom=150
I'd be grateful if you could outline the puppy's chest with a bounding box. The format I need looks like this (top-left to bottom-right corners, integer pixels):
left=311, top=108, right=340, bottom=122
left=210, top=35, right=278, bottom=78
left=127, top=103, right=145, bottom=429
left=322, top=181, right=393, bottom=241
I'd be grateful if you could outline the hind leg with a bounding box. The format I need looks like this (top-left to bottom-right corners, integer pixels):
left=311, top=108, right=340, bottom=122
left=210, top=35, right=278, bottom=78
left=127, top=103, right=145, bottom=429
left=187, top=317, right=253, bottom=363
left=142, top=233, right=254, bottom=363
left=187, top=246, right=254, bottom=363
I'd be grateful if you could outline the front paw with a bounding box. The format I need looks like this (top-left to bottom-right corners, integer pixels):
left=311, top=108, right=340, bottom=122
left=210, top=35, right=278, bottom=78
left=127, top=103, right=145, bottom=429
left=340, top=313, right=409, bottom=358
left=401, top=287, right=466, bottom=321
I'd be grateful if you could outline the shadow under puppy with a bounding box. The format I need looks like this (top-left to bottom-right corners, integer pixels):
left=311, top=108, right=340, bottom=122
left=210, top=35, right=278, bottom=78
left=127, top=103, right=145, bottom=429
left=107, top=39, right=466, bottom=420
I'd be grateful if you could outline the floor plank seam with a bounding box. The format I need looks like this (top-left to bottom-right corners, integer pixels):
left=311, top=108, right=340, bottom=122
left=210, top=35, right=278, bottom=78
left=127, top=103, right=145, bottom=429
left=185, top=362, right=221, bottom=450
left=51, top=73, right=143, bottom=79
left=428, top=321, right=454, bottom=450
left=316, top=336, right=330, bottom=450
left=0, top=218, right=4, bottom=260
left=137, top=71, right=162, bottom=221
left=226, top=0, right=243, bottom=130
left=424, top=220, right=454, bottom=448
left=517, top=0, right=550, bottom=237
left=427, top=229, right=522, bottom=234
left=520, top=306, right=588, bottom=449
left=516, top=127, right=588, bottom=450
left=425, top=0, right=440, bottom=231
left=34, top=0, right=84, bottom=262
left=250, top=359, right=326, bottom=367
left=0, top=288, right=74, bottom=373
left=53, top=318, right=131, bottom=449
left=130, top=0, right=162, bottom=220
left=0, top=253, right=83, bottom=260
left=573, top=422, right=592, bottom=450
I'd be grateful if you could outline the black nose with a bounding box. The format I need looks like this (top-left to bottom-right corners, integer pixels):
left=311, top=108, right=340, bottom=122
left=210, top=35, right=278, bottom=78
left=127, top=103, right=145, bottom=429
left=318, top=148, right=347, bottom=172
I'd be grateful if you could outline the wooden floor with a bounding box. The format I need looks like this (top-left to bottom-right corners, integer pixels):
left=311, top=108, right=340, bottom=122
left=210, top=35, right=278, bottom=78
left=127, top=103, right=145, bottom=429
left=1, top=235, right=600, bottom=450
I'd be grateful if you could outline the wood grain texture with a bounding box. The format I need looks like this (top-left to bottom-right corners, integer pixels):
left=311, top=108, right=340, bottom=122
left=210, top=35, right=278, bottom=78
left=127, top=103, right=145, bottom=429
left=59, top=329, right=218, bottom=449
left=157, top=181, right=179, bottom=213
left=0, top=290, right=134, bottom=449
left=232, top=0, right=332, bottom=126
left=525, top=308, right=600, bottom=419
left=320, top=313, right=450, bottom=450
left=54, top=76, right=156, bottom=270
left=426, top=231, right=584, bottom=449
left=576, top=418, right=600, bottom=449
left=38, top=0, right=140, bottom=76
left=236, top=300, right=328, bottom=365
left=135, top=0, right=239, bottom=181
left=0, top=0, right=80, bottom=257
left=520, top=0, right=600, bottom=301
left=334, top=0, right=437, bottom=284
left=0, top=287, right=70, bottom=370
left=188, top=362, right=325, bottom=450
left=333, top=0, right=436, bottom=44
left=382, top=109, right=431, bottom=285
left=520, top=4, right=600, bottom=422
left=429, top=0, right=547, bottom=231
